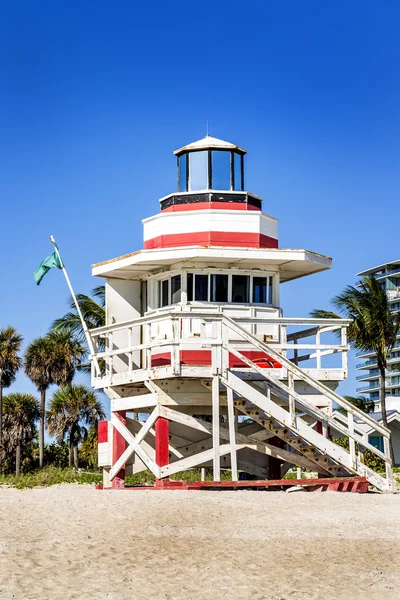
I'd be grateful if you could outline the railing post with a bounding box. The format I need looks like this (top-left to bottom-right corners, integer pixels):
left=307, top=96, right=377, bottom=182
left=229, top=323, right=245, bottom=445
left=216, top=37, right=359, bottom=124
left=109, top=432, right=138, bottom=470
left=347, top=412, right=356, bottom=469
left=107, top=333, right=113, bottom=379
left=171, top=317, right=180, bottom=375
left=341, top=326, right=348, bottom=377
left=128, top=326, right=133, bottom=376
left=281, top=324, right=287, bottom=360
left=226, top=385, right=238, bottom=481
left=212, top=375, right=220, bottom=481
left=221, top=321, right=229, bottom=378
left=146, top=322, right=151, bottom=370
left=293, top=334, right=299, bottom=366
left=211, top=318, right=222, bottom=375
left=316, top=329, right=321, bottom=369
left=288, top=369, right=296, bottom=427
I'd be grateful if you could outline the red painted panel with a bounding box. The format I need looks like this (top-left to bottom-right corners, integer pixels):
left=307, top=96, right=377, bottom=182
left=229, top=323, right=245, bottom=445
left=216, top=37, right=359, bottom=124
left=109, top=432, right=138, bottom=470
left=155, top=417, right=169, bottom=467
left=97, top=476, right=369, bottom=493
left=161, top=202, right=261, bottom=213
left=112, top=411, right=126, bottom=489
left=98, top=420, right=108, bottom=443
left=151, top=350, right=282, bottom=369
left=144, top=231, right=278, bottom=250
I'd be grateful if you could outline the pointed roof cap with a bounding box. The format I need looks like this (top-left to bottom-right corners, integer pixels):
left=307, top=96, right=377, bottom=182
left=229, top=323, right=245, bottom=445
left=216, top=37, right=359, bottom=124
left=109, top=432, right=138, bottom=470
left=174, top=135, right=247, bottom=156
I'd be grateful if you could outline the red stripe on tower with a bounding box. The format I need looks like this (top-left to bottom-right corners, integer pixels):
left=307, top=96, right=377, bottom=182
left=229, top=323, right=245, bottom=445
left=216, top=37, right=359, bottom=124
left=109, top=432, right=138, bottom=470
left=144, top=231, right=278, bottom=249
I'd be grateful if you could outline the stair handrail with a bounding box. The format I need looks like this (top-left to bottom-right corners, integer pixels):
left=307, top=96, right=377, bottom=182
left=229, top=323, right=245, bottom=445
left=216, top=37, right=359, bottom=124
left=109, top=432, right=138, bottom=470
left=221, top=314, right=391, bottom=439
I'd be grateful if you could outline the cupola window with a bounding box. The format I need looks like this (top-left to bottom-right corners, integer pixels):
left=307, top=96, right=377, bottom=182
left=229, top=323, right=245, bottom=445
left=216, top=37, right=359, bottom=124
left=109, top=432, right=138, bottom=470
left=178, top=150, right=244, bottom=193
left=176, top=136, right=246, bottom=193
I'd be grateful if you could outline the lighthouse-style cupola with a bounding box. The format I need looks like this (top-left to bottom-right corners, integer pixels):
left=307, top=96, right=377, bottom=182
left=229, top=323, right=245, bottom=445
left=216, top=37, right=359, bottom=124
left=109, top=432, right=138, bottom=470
left=144, top=135, right=278, bottom=250
left=175, top=135, right=245, bottom=193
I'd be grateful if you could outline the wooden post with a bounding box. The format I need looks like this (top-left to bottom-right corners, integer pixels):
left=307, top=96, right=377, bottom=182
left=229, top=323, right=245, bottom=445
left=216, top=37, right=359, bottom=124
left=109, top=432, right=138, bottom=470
left=112, top=411, right=126, bottom=488
left=226, top=386, right=238, bottom=481
left=341, top=326, right=348, bottom=377
left=348, top=412, right=356, bottom=469
left=316, top=329, right=321, bottom=369
left=212, top=376, right=220, bottom=481
left=155, top=416, right=169, bottom=487
left=288, top=370, right=295, bottom=427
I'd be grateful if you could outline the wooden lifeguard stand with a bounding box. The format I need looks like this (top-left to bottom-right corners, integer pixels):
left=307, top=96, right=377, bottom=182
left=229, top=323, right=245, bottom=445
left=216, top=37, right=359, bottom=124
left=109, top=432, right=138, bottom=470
left=91, top=135, right=393, bottom=492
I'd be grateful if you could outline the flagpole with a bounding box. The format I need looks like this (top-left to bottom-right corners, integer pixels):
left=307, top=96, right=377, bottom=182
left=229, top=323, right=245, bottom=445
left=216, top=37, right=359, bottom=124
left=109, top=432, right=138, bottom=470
left=50, top=236, right=101, bottom=377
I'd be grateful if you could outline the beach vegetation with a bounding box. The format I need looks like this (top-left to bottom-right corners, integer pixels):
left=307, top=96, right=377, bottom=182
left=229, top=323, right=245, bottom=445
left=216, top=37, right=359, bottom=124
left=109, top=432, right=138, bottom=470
left=46, top=384, right=105, bottom=468
left=0, top=327, right=23, bottom=472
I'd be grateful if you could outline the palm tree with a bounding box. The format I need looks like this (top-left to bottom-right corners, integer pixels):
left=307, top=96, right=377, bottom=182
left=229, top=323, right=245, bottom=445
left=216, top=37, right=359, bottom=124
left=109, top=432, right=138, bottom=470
left=24, top=333, right=85, bottom=468
left=312, top=275, right=400, bottom=463
left=47, top=384, right=105, bottom=468
left=338, top=395, right=375, bottom=415
left=0, top=327, right=23, bottom=472
left=52, top=285, right=105, bottom=344
left=2, top=393, right=40, bottom=475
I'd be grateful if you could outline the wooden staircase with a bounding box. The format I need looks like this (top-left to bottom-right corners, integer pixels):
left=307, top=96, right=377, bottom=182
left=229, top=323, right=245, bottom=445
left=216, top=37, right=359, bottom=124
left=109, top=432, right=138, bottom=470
left=219, top=315, right=394, bottom=492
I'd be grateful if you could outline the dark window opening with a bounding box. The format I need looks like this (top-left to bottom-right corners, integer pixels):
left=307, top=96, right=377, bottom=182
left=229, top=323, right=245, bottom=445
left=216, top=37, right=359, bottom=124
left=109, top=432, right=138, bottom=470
left=232, top=275, right=249, bottom=303
left=187, top=273, right=193, bottom=301
left=195, top=274, right=208, bottom=301
left=253, top=277, right=267, bottom=303
left=211, top=274, right=228, bottom=302
left=161, top=279, right=169, bottom=307
left=171, top=275, right=181, bottom=304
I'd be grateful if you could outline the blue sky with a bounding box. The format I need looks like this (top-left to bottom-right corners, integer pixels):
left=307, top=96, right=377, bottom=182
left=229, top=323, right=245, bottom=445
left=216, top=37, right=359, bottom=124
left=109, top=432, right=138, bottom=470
left=1, top=1, right=400, bottom=411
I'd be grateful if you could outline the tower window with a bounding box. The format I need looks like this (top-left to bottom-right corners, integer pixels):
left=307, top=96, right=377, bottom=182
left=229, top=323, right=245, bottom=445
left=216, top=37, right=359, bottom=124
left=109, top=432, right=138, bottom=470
left=232, top=275, right=249, bottom=303
left=211, top=151, right=231, bottom=190
left=189, top=151, right=208, bottom=191
left=233, top=152, right=243, bottom=191
left=194, top=274, right=208, bottom=301
left=171, top=275, right=181, bottom=304
left=211, top=274, right=228, bottom=302
left=178, top=154, right=187, bottom=192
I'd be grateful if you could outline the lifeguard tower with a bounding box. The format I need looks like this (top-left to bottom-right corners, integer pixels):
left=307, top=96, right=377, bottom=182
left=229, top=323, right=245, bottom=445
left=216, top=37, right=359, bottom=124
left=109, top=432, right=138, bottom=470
left=90, top=135, right=393, bottom=492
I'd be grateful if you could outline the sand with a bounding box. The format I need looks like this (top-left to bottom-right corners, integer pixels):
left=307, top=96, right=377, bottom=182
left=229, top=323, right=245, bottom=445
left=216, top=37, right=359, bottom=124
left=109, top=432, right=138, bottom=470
left=0, top=485, right=399, bottom=600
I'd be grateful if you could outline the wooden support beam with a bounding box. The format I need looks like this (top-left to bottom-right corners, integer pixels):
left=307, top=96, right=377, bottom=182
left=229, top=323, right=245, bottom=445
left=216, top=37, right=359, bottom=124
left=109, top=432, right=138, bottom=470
left=112, top=411, right=126, bottom=488
left=212, top=376, right=220, bottom=481
left=226, top=385, right=238, bottom=481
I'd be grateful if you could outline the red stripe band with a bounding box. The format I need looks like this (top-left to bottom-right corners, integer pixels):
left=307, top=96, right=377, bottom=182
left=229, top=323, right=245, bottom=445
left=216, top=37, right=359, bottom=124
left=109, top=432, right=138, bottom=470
left=144, top=232, right=278, bottom=250
left=161, top=202, right=261, bottom=213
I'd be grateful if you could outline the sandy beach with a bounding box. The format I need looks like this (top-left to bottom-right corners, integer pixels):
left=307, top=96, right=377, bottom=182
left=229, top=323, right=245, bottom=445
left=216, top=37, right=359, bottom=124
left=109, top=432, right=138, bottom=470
left=1, top=485, right=399, bottom=600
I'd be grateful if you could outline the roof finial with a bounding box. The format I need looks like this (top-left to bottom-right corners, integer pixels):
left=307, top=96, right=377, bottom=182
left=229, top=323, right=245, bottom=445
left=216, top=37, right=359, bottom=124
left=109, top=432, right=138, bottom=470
left=206, top=120, right=209, bottom=137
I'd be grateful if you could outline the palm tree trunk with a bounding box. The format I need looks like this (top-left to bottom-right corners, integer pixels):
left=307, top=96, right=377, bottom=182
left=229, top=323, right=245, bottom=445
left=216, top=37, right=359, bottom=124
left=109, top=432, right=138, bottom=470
left=379, top=366, right=395, bottom=464
left=15, top=442, right=21, bottom=476
left=73, top=444, right=79, bottom=469
left=0, top=382, right=3, bottom=473
left=69, top=440, right=73, bottom=467
left=39, top=388, right=46, bottom=469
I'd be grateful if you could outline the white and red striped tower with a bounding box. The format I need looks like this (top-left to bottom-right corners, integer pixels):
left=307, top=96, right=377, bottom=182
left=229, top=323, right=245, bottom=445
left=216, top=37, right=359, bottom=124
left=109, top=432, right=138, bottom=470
left=143, top=135, right=278, bottom=251
left=90, top=135, right=392, bottom=494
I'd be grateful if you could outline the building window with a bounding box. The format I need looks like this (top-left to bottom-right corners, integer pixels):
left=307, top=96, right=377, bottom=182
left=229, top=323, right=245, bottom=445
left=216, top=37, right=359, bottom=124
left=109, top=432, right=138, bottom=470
left=186, top=272, right=273, bottom=305
left=232, top=275, right=249, bottom=303
left=369, top=435, right=384, bottom=452
left=211, top=274, right=228, bottom=302
left=233, top=152, right=243, bottom=191
left=189, top=151, right=208, bottom=191
left=171, top=275, right=181, bottom=304
left=194, top=274, right=208, bottom=301
left=158, top=275, right=181, bottom=307
left=178, top=154, right=187, bottom=192
left=211, top=151, right=231, bottom=190
left=160, top=279, right=169, bottom=307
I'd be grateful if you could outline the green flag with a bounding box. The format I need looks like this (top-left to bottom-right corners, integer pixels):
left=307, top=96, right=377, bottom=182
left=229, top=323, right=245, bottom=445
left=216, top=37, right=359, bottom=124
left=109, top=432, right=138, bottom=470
left=33, top=240, right=64, bottom=285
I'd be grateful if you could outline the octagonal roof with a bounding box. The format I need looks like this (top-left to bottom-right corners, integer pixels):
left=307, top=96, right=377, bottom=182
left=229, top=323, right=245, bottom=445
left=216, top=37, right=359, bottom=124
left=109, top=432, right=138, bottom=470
left=174, top=135, right=247, bottom=156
